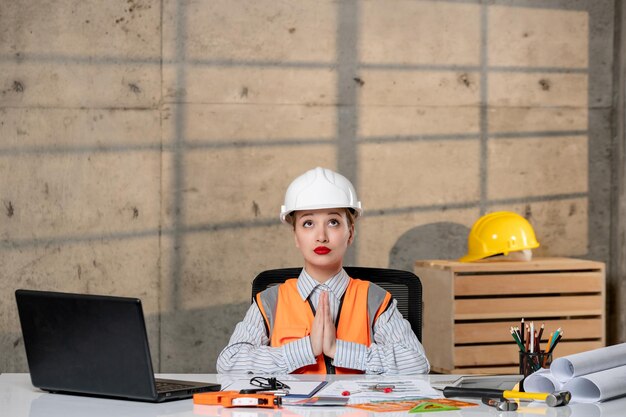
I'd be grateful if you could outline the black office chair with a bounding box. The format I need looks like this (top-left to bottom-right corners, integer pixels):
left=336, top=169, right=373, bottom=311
left=251, top=267, right=422, bottom=341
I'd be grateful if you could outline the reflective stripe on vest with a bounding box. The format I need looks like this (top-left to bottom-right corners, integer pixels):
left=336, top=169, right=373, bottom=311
left=255, top=277, right=392, bottom=374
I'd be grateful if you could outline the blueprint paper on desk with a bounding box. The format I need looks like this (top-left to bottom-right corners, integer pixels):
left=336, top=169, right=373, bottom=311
left=317, top=378, right=440, bottom=402
left=524, top=343, right=626, bottom=403
left=525, top=366, right=626, bottom=403
left=551, top=343, right=626, bottom=382
left=220, top=379, right=327, bottom=398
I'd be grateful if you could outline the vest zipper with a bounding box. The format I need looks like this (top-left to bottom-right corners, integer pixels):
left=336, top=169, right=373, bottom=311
left=325, top=293, right=345, bottom=374
left=324, top=355, right=335, bottom=374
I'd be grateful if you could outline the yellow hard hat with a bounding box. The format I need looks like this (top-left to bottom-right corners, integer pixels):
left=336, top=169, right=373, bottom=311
left=459, top=211, right=540, bottom=262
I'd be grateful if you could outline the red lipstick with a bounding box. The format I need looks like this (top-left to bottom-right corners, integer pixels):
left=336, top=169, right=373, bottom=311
left=314, top=246, right=331, bottom=255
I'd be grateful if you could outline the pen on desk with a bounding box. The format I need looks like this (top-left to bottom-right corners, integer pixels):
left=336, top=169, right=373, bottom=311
left=373, top=384, right=395, bottom=393
left=239, top=389, right=289, bottom=396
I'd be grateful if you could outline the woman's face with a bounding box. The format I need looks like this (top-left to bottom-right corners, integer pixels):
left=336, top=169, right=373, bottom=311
left=293, top=208, right=354, bottom=280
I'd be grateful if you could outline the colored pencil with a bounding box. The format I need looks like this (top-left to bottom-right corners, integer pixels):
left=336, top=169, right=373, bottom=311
left=511, top=328, right=525, bottom=352
left=546, top=332, right=553, bottom=353
left=537, top=323, right=545, bottom=345
left=548, top=332, right=563, bottom=354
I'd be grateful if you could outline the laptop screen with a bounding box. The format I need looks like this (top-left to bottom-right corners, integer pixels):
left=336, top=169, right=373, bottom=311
left=16, top=289, right=158, bottom=400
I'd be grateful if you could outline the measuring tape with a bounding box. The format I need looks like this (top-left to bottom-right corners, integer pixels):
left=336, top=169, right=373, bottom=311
left=194, top=391, right=282, bottom=408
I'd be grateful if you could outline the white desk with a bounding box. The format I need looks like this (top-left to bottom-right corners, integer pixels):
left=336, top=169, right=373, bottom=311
left=2, top=373, right=626, bottom=417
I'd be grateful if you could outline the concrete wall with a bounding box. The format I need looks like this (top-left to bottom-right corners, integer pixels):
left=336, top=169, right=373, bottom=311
left=611, top=0, right=626, bottom=355
left=1, top=0, right=618, bottom=372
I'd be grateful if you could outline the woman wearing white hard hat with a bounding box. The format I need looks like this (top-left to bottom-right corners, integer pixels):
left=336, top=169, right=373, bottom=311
left=217, top=167, right=429, bottom=374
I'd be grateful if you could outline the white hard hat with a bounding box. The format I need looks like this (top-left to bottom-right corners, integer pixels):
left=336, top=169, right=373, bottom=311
left=280, top=167, right=363, bottom=224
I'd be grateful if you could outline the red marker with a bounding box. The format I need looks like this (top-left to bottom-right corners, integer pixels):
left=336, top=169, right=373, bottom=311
left=374, top=384, right=395, bottom=393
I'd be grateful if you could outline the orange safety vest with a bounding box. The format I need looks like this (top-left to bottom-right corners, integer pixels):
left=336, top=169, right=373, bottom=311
left=255, top=277, right=392, bottom=374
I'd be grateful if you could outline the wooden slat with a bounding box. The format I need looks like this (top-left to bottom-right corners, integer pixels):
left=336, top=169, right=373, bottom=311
left=454, top=272, right=603, bottom=296
left=455, top=341, right=603, bottom=367
left=415, top=257, right=604, bottom=273
left=455, top=295, right=603, bottom=320
left=455, top=318, right=604, bottom=344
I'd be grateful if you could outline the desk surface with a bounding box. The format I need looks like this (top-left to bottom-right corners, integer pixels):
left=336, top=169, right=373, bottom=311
left=2, top=373, right=625, bottom=417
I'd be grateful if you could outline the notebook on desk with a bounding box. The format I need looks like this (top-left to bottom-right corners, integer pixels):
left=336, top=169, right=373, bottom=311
left=15, top=289, right=220, bottom=402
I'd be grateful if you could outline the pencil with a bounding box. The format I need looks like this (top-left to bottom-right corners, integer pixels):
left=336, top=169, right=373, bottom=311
left=514, top=326, right=522, bottom=343
left=520, top=318, right=525, bottom=347
left=511, top=329, right=525, bottom=352
left=524, top=324, right=530, bottom=352
left=548, top=332, right=563, bottom=354
left=537, top=323, right=545, bottom=347
left=552, top=328, right=562, bottom=350
left=548, top=328, right=559, bottom=351
left=511, top=330, right=525, bottom=352
left=546, top=332, right=553, bottom=353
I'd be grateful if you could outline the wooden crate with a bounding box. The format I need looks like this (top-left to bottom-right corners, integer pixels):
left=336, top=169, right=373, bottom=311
left=415, top=257, right=606, bottom=374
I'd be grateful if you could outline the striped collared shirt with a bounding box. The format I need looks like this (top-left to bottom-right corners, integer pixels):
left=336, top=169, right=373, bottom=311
left=296, top=268, right=349, bottom=321
left=216, top=268, right=429, bottom=375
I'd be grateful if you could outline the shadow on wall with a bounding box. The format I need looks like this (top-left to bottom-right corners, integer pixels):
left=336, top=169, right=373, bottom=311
left=3, top=302, right=250, bottom=374
left=154, top=301, right=250, bottom=373
left=389, top=222, right=470, bottom=271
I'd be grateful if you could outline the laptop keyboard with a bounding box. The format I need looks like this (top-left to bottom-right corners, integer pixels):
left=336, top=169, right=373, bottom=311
left=155, top=380, right=193, bottom=392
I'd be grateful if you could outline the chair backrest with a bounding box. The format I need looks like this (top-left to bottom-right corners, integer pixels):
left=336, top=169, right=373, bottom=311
left=251, top=267, right=422, bottom=341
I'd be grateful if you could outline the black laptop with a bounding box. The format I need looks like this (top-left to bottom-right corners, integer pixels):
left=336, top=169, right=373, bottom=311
left=15, top=289, right=220, bottom=402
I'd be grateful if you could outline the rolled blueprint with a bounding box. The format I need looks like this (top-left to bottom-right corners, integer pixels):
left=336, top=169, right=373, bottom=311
left=522, top=368, right=562, bottom=393
left=562, top=365, right=626, bottom=403
left=551, top=343, right=626, bottom=382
